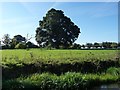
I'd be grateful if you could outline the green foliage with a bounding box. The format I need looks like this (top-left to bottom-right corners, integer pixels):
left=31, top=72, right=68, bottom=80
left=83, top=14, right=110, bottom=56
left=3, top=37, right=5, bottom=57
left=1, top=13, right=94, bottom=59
left=35, top=8, right=80, bottom=48
left=3, top=72, right=120, bottom=89
left=1, top=34, right=11, bottom=49
left=86, top=43, right=93, bottom=49
left=94, top=42, right=101, bottom=48
left=2, top=34, right=11, bottom=46
left=111, top=43, right=118, bottom=48
left=12, top=35, right=26, bottom=48
left=106, top=67, right=120, bottom=76
left=15, top=42, right=26, bottom=49
left=26, top=41, right=38, bottom=48
left=101, top=42, right=116, bottom=49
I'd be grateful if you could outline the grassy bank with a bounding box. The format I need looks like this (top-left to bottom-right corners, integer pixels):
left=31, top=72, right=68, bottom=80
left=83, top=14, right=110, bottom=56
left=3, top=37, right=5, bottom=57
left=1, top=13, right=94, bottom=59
left=3, top=70, right=120, bottom=90
left=2, top=49, right=120, bottom=89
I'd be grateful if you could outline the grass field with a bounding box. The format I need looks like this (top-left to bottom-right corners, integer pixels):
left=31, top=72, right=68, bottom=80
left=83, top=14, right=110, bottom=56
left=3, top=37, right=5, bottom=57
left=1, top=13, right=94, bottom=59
left=2, top=49, right=119, bottom=64
left=1, top=49, right=120, bottom=89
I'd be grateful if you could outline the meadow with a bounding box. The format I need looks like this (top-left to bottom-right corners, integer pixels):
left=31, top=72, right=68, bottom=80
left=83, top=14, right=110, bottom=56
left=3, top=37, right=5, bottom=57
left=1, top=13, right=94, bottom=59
left=2, top=49, right=120, bottom=89
left=2, top=49, right=119, bottom=65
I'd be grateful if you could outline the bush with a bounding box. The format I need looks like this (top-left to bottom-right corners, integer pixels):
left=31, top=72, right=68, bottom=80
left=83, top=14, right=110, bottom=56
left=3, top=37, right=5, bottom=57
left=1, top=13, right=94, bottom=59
left=26, top=41, right=38, bottom=48
left=15, top=42, right=26, bottom=49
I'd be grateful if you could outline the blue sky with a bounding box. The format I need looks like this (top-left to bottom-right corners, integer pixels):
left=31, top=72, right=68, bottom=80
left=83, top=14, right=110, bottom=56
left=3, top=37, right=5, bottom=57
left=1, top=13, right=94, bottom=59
left=0, top=2, right=118, bottom=45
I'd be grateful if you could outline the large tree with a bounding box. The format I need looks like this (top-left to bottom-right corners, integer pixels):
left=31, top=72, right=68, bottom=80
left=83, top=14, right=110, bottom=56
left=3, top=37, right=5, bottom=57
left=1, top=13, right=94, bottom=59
left=35, top=8, right=80, bottom=48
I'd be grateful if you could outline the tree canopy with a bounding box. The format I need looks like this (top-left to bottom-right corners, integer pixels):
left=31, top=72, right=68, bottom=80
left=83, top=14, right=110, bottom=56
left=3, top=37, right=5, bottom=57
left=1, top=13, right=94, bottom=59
left=2, top=34, right=11, bottom=46
left=12, top=35, right=26, bottom=45
left=35, top=8, right=80, bottom=48
left=10, top=35, right=26, bottom=48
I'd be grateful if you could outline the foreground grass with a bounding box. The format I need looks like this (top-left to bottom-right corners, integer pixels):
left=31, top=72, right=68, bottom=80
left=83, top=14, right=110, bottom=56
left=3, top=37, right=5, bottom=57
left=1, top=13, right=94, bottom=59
left=3, top=71, right=120, bottom=90
left=2, top=49, right=120, bottom=89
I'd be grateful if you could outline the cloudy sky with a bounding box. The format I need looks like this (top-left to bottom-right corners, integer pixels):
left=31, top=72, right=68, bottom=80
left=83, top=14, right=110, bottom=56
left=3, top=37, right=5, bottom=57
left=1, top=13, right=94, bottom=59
left=0, top=2, right=118, bottom=44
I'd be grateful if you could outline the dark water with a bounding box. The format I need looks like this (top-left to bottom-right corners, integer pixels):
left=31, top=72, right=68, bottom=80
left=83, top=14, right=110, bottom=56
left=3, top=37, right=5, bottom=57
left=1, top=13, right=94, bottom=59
left=92, top=83, right=120, bottom=90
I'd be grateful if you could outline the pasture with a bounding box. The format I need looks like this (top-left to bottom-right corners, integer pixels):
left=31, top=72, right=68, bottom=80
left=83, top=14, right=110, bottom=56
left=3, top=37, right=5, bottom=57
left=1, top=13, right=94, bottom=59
left=2, top=49, right=119, bottom=64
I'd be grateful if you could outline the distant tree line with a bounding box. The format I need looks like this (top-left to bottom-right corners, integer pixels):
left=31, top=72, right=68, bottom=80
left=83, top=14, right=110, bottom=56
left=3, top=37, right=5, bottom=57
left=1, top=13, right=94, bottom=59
left=0, top=34, right=38, bottom=49
left=0, top=34, right=119, bottom=50
left=70, top=42, right=120, bottom=50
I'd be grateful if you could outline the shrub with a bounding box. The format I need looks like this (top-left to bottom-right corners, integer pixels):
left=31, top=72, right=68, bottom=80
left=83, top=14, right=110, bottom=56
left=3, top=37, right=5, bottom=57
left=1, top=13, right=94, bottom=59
left=15, top=42, right=26, bottom=49
left=106, top=67, right=120, bottom=76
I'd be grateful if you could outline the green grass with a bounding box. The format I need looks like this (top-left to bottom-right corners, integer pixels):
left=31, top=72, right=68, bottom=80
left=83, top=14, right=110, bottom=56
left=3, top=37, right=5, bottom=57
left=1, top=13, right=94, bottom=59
left=1, top=49, right=120, bottom=89
left=3, top=71, right=120, bottom=90
left=2, top=49, right=120, bottom=76
left=2, top=49, right=119, bottom=65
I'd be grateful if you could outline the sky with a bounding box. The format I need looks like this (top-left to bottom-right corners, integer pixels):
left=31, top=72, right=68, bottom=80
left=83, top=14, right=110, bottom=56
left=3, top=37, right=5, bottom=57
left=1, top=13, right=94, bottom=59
left=0, top=2, right=118, bottom=45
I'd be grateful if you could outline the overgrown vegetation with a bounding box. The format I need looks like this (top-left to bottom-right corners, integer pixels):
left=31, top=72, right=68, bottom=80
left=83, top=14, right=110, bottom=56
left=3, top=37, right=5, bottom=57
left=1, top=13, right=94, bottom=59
left=3, top=71, right=120, bottom=90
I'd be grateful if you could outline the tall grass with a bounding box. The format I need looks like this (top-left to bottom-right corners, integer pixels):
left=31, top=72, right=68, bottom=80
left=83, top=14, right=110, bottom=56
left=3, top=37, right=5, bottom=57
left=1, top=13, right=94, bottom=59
left=3, top=72, right=120, bottom=90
